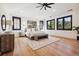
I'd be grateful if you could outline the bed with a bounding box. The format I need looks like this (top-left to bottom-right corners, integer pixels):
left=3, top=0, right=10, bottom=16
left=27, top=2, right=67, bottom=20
left=25, top=31, right=48, bottom=41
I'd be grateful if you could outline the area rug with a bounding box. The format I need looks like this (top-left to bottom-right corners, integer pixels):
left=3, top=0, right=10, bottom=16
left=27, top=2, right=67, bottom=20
left=26, top=36, right=60, bottom=50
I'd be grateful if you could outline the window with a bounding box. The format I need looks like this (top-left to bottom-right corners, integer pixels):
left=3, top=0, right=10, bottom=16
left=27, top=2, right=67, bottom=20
left=39, top=21, right=44, bottom=30
left=47, top=19, right=55, bottom=30
left=64, top=16, right=72, bottom=30
left=12, top=16, right=21, bottom=30
left=57, top=18, right=63, bottom=30
left=57, top=15, right=72, bottom=30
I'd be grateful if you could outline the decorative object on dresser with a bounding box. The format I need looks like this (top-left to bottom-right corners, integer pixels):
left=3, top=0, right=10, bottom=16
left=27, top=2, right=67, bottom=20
left=0, top=33, right=14, bottom=55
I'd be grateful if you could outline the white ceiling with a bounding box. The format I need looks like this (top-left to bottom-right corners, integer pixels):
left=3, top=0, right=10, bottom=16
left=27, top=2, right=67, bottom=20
left=0, top=3, right=79, bottom=20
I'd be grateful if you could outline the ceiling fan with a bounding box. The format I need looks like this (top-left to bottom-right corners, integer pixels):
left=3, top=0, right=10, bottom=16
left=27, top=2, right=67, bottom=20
left=36, top=3, right=55, bottom=10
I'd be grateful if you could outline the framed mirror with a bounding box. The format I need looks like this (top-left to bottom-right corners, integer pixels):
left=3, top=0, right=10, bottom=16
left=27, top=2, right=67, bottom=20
left=12, top=16, right=21, bottom=30
left=1, top=15, right=6, bottom=31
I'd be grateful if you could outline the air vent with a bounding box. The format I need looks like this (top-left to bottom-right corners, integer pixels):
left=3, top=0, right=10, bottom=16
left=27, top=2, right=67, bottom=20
left=67, top=9, right=72, bottom=12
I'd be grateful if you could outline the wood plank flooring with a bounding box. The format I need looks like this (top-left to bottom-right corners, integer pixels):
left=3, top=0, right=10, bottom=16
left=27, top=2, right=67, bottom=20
left=2, top=36, right=79, bottom=56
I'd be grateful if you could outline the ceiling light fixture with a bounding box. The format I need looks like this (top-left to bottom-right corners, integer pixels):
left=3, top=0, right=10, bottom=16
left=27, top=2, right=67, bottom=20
left=36, top=3, right=55, bottom=10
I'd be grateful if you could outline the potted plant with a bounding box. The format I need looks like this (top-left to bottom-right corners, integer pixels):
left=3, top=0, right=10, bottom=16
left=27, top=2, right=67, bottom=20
left=73, top=26, right=79, bottom=40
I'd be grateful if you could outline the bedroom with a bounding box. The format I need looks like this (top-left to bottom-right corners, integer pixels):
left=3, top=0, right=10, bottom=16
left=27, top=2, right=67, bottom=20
left=0, top=3, right=79, bottom=56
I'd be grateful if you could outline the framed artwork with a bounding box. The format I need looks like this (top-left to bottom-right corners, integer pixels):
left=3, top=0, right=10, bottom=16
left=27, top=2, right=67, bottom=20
left=1, top=15, right=6, bottom=31
left=27, top=20, right=37, bottom=28
left=12, top=16, right=21, bottom=30
left=47, top=19, right=55, bottom=30
left=57, top=15, right=72, bottom=30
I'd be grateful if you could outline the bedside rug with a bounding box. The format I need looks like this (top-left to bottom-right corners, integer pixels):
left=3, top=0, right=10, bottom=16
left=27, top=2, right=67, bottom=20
left=26, top=36, right=60, bottom=50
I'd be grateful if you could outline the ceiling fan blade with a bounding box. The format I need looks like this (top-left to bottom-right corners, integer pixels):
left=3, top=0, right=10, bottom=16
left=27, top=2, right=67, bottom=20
left=47, top=3, right=55, bottom=5
left=46, top=5, right=52, bottom=8
left=37, top=3, right=43, bottom=5
left=44, top=7, right=46, bottom=10
left=40, top=6, right=43, bottom=10
left=36, top=6, right=42, bottom=8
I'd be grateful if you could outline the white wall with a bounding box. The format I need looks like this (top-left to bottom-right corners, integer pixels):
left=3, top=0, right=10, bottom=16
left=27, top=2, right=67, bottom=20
left=45, top=7, right=79, bottom=39
left=0, top=3, right=79, bottom=38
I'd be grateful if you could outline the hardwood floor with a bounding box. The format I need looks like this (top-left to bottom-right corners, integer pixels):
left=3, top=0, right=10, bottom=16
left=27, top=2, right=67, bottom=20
left=1, top=36, right=79, bottom=56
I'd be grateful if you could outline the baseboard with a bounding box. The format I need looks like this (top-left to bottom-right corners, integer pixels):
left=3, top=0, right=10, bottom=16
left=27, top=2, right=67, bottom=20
left=52, top=35, right=76, bottom=40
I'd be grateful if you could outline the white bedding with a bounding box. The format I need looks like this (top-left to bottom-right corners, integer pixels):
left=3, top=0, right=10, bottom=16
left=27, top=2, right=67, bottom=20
left=25, top=31, right=47, bottom=37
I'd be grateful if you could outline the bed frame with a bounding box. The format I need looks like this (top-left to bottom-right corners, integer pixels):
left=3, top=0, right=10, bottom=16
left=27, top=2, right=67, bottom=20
left=26, top=34, right=48, bottom=41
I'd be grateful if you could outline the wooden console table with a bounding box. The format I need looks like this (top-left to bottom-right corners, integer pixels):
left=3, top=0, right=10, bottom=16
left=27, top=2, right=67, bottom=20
left=0, top=33, right=14, bottom=55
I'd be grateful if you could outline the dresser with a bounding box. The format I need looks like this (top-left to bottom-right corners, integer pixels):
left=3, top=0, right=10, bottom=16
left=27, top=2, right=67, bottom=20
left=0, top=33, right=14, bottom=55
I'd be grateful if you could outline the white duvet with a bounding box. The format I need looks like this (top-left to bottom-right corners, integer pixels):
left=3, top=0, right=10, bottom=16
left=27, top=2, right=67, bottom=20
left=25, top=31, right=47, bottom=37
